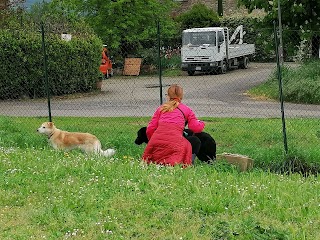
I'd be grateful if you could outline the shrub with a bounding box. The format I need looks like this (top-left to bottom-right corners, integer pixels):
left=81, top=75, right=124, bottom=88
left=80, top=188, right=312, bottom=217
left=176, top=3, right=220, bottom=30
left=0, top=11, right=102, bottom=100
left=0, top=29, right=102, bottom=99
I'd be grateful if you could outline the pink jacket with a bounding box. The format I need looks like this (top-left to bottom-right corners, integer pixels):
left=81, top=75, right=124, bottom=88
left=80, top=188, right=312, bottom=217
left=146, top=103, right=205, bottom=140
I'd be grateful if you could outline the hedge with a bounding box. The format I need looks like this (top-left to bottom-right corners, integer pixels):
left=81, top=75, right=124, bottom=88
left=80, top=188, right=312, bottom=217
left=0, top=29, right=102, bottom=100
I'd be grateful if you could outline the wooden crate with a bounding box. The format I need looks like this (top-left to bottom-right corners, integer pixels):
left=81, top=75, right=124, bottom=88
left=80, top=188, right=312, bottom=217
left=123, top=58, right=142, bottom=76
left=216, top=153, right=254, bottom=171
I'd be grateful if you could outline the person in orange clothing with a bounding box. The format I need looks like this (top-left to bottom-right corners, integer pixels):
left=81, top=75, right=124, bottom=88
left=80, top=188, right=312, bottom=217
left=100, top=46, right=113, bottom=78
left=102, top=47, right=109, bottom=64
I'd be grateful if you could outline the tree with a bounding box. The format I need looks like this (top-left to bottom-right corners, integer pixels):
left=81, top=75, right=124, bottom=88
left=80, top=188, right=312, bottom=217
left=48, top=0, right=179, bottom=54
left=0, top=0, right=25, bottom=27
left=238, top=0, right=320, bottom=58
left=176, top=3, right=220, bottom=30
left=0, top=0, right=25, bottom=10
left=239, top=0, right=319, bottom=31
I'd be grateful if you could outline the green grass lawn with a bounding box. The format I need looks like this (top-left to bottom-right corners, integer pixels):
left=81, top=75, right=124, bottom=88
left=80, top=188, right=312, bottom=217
left=0, top=116, right=320, bottom=239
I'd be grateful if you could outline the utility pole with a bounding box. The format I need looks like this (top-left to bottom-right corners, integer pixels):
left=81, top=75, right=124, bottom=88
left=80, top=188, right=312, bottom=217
left=218, top=0, right=223, bottom=17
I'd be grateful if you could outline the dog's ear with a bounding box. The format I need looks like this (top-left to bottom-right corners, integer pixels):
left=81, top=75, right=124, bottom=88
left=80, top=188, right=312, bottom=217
left=48, top=122, right=54, bottom=127
left=135, top=127, right=148, bottom=145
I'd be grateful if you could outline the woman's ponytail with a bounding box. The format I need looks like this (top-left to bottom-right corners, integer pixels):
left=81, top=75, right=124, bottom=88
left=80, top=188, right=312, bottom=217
left=160, top=84, right=183, bottom=113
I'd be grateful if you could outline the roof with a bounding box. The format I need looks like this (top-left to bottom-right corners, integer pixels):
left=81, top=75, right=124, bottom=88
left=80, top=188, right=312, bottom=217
left=183, top=27, right=225, bottom=32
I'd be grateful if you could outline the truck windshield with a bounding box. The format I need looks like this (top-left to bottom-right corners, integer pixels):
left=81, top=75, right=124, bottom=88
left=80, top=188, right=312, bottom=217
left=182, top=31, right=216, bottom=46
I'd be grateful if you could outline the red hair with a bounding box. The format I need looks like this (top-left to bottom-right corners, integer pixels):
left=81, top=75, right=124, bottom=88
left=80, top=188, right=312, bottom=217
left=160, top=84, right=183, bottom=113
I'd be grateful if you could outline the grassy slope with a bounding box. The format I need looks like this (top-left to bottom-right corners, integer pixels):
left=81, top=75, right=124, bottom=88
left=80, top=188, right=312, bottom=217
left=248, top=60, right=320, bottom=104
left=0, top=116, right=320, bottom=239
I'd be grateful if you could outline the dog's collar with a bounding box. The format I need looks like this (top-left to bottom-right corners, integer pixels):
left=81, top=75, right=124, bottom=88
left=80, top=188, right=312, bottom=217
left=48, top=132, right=54, bottom=139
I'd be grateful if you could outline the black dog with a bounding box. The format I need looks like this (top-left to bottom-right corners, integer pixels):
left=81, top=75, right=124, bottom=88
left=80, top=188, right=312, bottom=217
left=135, top=127, right=216, bottom=163
left=184, top=129, right=216, bottom=163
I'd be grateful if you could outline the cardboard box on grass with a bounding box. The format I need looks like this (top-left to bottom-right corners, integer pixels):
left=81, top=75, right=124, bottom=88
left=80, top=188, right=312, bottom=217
left=216, top=153, right=254, bottom=172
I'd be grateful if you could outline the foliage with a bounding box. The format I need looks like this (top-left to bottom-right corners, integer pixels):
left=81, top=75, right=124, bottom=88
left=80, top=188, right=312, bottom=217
left=29, top=1, right=96, bottom=37
left=0, top=6, right=102, bottom=100
left=248, top=60, right=320, bottom=104
left=175, top=3, right=220, bottom=30
left=221, top=16, right=320, bottom=62
left=238, top=0, right=320, bottom=58
left=238, top=0, right=319, bottom=32
left=47, top=0, right=179, bottom=56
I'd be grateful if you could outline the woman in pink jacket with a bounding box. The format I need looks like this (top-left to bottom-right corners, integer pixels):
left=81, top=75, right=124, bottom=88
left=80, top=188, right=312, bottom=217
left=142, top=84, right=205, bottom=166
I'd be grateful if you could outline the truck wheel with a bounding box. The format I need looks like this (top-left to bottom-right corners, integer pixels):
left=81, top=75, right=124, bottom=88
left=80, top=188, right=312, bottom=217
left=220, top=60, right=227, bottom=74
left=239, top=57, right=249, bottom=69
left=187, top=70, right=195, bottom=76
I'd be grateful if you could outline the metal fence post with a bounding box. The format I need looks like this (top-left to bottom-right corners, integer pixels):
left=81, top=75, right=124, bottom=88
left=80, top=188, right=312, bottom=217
left=277, top=0, right=284, bottom=65
left=41, top=21, right=52, bottom=122
left=274, top=21, right=288, bottom=154
left=157, top=20, right=163, bottom=105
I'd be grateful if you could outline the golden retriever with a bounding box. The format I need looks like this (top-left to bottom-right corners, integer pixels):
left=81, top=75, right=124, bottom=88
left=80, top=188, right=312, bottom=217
left=37, top=122, right=115, bottom=157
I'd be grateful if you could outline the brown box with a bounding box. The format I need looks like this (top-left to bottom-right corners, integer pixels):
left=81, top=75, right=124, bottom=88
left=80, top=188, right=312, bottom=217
left=123, top=58, right=142, bottom=76
left=216, top=153, right=254, bottom=171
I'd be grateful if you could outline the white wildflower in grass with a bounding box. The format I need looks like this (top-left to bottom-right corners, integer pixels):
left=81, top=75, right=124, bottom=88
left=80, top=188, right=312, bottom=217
left=103, top=230, right=113, bottom=234
left=64, top=229, right=83, bottom=238
left=6, top=168, right=22, bottom=174
left=0, top=146, right=17, bottom=154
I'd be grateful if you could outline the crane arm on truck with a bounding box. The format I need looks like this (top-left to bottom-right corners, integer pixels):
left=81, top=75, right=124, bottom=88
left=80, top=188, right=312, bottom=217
left=228, top=25, right=246, bottom=44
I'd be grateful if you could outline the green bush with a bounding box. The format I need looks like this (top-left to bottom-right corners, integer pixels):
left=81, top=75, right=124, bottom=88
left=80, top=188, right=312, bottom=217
left=0, top=29, right=102, bottom=99
left=176, top=3, right=220, bottom=30
left=0, top=8, right=102, bottom=100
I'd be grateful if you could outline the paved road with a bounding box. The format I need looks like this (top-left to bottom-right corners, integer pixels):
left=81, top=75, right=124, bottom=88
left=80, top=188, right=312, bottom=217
left=0, top=63, right=319, bottom=118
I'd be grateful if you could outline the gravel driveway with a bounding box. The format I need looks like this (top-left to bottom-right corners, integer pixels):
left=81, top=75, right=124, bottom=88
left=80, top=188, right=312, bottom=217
left=0, top=63, right=319, bottom=118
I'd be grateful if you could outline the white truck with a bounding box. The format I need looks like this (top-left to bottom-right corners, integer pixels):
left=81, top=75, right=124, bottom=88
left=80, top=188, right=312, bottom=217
left=181, top=25, right=255, bottom=75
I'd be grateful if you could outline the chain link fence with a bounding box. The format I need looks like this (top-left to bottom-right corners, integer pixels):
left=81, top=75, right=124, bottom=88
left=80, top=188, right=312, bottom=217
left=1, top=17, right=319, bottom=163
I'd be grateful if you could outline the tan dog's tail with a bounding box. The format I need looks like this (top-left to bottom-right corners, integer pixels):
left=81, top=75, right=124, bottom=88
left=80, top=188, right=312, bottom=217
left=93, top=140, right=115, bottom=157
left=101, top=148, right=116, bottom=157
